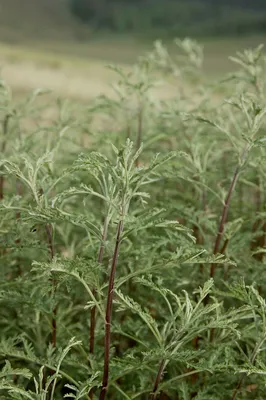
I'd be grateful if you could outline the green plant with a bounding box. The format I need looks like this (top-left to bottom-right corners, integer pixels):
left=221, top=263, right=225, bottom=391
left=0, top=39, right=266, bottom=400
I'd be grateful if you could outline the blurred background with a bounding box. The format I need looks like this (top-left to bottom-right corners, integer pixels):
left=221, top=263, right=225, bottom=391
left=0, top=0, right=265, bottom=100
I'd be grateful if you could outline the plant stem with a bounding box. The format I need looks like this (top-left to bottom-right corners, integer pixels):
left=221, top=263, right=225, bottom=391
left=251, top=179, right=266, bottom=264
left=45, top=223, right=57, bottom=348
left=89, top=216, right=109, bottom=400
left=15, top=180, right=23, bottom=276
left=0, top=114, right=11, bottom=200
left=45, top=222, right=57, bottom=400
left=210, top=165, right=240, bottom=278
left=135, top=105, right=143, bottom=167
left=211, top=139, right=253, bottom=278
left=15, top=123, right=23, bottom=276
left=90, top=217, right=109, bottom=353
left=149, top=360, right=166, bottom=399
left=99, top=218, right=124, bottom=400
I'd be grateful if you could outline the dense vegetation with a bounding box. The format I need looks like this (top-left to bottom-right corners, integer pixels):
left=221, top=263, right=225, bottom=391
left=0, top=39, right=266, bottom=399
left=69, top=0, right=266, bottom=37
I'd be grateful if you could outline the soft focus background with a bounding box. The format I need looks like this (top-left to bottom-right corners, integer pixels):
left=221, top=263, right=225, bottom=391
left=0, top=0, right=265, bottom=100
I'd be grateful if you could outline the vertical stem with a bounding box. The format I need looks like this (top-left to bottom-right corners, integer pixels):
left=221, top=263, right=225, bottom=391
left=210, top=165, right=240, bottom=278
left=89, top=216, right=109, bottom=400
left=0, top=114, right=11, bottom=266
left=250, top=178, right=260, bottom=253
left=15, top=180, right=23, bottom=276
left=99, top=219, right=124, bottom=400
left=135, top=105, right=143, bottom=167
left=43, top=220, right=56, bottom=399
left=45, top=223, right=57, bottom=348
left=15, top=123, right=23, bottom=276
left=149, top=360, right=166, bottom=400
left=231, top=376, right=245, bottom=400
left=251, top=179, right=266, bottom=267
left=0, top=114, right=11, bottom=200
left=192, top=182, right=207, bottom=274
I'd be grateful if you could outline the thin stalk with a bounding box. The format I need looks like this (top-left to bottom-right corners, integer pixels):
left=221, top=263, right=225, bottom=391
left=220, top=238, right=229, bottom=256
left=149, top=360, right=167, bottom=400
left=189, top=230, right=202, bottom=390
left=211, top=139, right=253, bottom=278
left=46, top=224, right=57, bottom=347
left=150, top=306, right=213, bottom=398
left=44, top=222, right=57, bottom=400
left=15, top=180, right=23, bottom=276
left=0, top=114, right=11, bottom=200
left=191, top=189, right=207, bottom=393
left=131, top=370, right=202, bottom=399
left=90, top=217, right=109, bottom=353
left=251, top=179, right=265, bottom=265
left=210, top=165, right=240, bottom=278
left=45, top=223, right=57, bottom=348
left=135, top=105, right=143, bottom=167
left=99, top=218, right=124, bottom=400
left=15, top=124, right=22, bottom=276
left=89, top=216, right=109, bottom=400
left=251, top=178, right=261, bottom=244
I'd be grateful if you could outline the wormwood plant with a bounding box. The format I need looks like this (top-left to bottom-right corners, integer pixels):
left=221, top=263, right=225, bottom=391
left=0, top=39, right=266, bottom=399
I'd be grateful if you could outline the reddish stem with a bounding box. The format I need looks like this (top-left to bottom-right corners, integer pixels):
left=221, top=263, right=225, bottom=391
left=150, top=360, right=166, bottom=399
left=220, top=238, right=229, bottom=255
left=99, top=219, right=124, bottom=400
left=210, top=166, right=240, bottom=278
left=231, top=376, right=245, bottom=400
left=0, top=114, right=11, bottom=200
left=89, top=217, right=109, bottom=399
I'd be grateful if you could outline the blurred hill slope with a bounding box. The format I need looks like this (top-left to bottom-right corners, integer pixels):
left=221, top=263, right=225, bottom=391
left=0, top=0, right=265, bottom=45
left=0, top=0, right=87, bottom=43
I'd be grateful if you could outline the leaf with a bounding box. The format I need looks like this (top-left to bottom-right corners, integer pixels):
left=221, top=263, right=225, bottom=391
left=114, top=289, right=162, bottom=345
left=0, top=360, right=32, bottom=380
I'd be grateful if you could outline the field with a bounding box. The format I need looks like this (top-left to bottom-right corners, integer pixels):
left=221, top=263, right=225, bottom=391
left=0, top=35, right=265, bottom=100
left=1, top=33, right=266, bottom=400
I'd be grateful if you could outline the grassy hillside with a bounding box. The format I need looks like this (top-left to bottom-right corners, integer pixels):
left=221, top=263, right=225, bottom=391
left=1, top=0, right=266, bottom=46
left=0, top=0, right=88, bottom=43
left=0, top=0, right=265, bottom=103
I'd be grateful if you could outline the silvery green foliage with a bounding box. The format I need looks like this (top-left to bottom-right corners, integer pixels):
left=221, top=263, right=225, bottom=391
left=0, top=40, right=266, bottom=399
